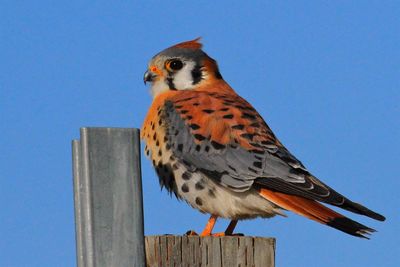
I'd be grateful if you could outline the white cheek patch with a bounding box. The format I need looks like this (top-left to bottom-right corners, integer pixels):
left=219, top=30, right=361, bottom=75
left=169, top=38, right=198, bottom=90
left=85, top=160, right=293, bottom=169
left=173, top=61, right=196, bottom=90
left=149, top=61, right=199, bottom=98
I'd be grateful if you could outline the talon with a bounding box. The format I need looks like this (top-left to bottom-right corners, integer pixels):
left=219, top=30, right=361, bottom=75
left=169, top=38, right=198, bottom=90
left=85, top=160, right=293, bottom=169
left=185, top=230, right=198, bottom=236
left=231, top=233, right=244, bottom=236
left=212, top=232, right=226, bottom=237
left=211, top=232, right=244, bottom=237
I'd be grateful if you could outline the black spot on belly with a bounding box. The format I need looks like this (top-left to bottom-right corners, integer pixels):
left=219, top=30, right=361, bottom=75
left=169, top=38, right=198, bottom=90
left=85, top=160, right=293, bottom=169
left=195, top=197, right=203, bottom=206
left=208, top=189, right=216, bottom=198
left=182, top=171, right=192, bottom=180
left=181, top=183, right=189, bottom=193
left=195, top=181, right=205, bottom=190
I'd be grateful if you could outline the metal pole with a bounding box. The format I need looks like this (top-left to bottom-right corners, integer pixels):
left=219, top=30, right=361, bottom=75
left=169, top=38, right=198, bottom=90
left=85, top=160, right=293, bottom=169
left=72, top=140, right=86, bottom=267
left=72, top=127, right=145, bottom=267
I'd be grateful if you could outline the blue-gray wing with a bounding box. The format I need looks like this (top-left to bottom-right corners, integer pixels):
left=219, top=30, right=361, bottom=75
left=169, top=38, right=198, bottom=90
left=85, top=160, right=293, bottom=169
left=159, top=92, right=384, bottom=220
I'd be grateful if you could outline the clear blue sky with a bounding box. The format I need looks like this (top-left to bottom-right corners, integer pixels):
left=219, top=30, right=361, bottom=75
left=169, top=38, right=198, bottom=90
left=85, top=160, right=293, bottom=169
left=1, top=1, right=399, bottom=266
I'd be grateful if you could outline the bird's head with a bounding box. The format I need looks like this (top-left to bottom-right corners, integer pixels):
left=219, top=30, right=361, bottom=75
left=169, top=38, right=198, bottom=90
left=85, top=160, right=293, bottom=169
left=144, top=38, right=223, bottom=98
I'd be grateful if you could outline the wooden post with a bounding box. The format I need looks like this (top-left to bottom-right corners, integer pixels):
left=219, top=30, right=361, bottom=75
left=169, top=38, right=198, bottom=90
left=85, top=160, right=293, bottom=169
left=72, top=127, right=145, bottom=267
left=145, top=235, right=275, bottom=267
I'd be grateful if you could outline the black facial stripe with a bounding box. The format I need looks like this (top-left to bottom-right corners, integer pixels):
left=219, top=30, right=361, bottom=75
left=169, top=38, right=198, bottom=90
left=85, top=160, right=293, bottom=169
left=166, top=77, right=177, bottom=90
left=191, top=63, right=203, bottom=85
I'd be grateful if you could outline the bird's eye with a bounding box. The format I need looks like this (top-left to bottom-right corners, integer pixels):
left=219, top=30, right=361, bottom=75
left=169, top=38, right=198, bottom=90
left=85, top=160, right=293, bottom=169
left=166, top=59, right=183, bottom=71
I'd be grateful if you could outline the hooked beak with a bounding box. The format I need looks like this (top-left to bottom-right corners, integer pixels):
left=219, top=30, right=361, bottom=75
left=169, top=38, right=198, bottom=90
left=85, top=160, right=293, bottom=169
left=143, top=70, right=155, bottom=85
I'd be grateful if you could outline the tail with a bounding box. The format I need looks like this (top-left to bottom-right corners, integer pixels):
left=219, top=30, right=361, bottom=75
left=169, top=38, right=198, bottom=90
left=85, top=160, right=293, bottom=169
left=259, top=188, right=376, bottom=238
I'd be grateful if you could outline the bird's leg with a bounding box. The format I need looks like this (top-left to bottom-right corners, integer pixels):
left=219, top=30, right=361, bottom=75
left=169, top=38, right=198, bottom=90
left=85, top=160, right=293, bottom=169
left=189, top=216, right=241, bottom=237
left=200, top=215, right=218, bottom=236
left=224, top=219, right=238, bottom=235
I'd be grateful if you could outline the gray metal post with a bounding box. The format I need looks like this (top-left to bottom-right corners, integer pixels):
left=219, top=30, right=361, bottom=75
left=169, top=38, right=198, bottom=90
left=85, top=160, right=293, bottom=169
left=72, top=127, right=145, bottom=267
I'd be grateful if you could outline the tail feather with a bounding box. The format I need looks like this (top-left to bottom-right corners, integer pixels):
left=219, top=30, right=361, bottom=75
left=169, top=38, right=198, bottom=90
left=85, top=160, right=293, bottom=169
left=259, top=188, right=376, bottom=238
left=340, top=199, right=386, bottom=221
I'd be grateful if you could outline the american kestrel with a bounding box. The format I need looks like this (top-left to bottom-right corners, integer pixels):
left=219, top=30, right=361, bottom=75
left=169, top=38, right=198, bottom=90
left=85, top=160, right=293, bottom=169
left=141, top=38, right=385, bottom=238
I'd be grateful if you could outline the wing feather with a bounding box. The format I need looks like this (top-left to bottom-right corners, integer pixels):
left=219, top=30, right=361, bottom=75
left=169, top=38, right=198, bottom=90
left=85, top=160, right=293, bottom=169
left=159, top=90, right=385, bottom=221
left=161, top=91, right=307, bottom=190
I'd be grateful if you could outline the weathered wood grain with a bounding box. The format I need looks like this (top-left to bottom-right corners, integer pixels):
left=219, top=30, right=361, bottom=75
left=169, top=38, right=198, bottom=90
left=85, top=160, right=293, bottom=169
left=145, top=235, right=275, bottom=267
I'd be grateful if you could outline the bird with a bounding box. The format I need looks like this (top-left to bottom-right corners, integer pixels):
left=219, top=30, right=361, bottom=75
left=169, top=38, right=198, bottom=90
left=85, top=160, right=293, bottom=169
left=141, top=38, right=385, bottom=238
